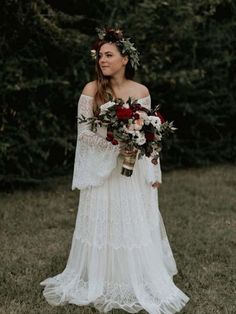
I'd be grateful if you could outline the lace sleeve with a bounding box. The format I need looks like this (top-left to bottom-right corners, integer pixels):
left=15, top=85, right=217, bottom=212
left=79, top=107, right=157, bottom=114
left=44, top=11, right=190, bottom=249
left=143, top=156, right=162, bottom=184
left=137, top=95, right=162, bottom=185
left=77, top=95, right=120, bottom=152
left=72, top=95, right=120, bottom=190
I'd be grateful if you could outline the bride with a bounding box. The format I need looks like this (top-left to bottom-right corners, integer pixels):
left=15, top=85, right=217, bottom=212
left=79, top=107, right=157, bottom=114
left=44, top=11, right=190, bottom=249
left=40, top=27, right=190, bottom=314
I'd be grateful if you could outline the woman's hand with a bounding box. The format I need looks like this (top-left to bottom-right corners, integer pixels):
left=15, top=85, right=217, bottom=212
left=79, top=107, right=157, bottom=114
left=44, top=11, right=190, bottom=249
left=118, top=142, right=137, bottom=157
left=119, top=147, right=137, bottom=157
left=152, top=182, right=161, bottom=189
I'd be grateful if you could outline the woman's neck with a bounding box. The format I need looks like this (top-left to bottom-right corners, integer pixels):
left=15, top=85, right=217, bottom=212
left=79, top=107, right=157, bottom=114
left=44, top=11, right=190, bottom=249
left=110, top=75, right=129, bottom=98
left=110, top=73, right=128, bottom=89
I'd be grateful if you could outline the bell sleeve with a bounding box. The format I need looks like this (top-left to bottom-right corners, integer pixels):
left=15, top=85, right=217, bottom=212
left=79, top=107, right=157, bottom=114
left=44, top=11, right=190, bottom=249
left=72, top=95, right=120, bottom=190
left=136, top=95, right=162, bottom=185
left=137, top=154, right=162, bottom=186
left=143, top=156, right=162, bottom=185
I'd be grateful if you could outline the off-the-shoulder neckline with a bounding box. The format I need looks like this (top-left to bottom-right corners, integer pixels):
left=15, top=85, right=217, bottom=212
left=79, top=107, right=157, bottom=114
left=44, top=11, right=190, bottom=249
left=81, top=94, right=151, bottom=102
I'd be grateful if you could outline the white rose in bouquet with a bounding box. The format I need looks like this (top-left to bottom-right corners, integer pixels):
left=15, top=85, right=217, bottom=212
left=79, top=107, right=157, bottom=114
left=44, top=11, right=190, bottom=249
left=148, top=116, right=161, bottom=130
left=99, top=101, right=116, bottom=115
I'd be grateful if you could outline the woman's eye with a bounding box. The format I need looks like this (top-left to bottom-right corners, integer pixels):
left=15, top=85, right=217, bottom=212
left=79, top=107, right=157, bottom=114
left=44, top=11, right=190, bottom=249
left=98, top=53, right=113, bottom=59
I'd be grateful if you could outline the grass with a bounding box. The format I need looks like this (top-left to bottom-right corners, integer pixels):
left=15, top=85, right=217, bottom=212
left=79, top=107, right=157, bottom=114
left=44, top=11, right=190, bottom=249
left=0, top=165, right=235, bottom=314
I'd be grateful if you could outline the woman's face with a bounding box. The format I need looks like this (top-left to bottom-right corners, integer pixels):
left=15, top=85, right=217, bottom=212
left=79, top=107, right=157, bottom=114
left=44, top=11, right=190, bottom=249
left=98, top=43, right=128, bottom=77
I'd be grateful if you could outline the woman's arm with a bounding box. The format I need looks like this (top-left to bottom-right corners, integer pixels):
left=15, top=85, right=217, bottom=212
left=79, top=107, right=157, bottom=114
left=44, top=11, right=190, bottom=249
left=72, top=92, right=120, bottom=190
left=76, top=92, right=120, bottom=153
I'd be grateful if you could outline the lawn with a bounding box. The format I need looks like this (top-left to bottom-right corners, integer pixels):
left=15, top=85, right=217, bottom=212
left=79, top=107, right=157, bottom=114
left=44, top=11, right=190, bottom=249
left=0, top=165, right=235, bottom=314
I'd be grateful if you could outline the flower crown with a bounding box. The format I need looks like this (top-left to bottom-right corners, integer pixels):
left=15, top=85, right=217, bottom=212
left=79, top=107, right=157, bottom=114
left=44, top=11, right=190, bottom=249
left=91, top=27, right=140, bottom=70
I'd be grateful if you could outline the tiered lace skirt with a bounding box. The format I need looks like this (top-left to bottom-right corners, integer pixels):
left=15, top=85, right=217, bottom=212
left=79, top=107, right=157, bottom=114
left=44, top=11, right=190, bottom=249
left=40, top=156, right=190, bottom=313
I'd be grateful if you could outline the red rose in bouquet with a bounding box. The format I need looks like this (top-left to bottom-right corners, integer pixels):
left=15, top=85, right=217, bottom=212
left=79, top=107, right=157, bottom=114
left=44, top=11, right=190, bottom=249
left=155, top=112, right=165, bottom=124
left=116, top=108, right=133, bottom=120
left=145, top=131, right=155, bottom=141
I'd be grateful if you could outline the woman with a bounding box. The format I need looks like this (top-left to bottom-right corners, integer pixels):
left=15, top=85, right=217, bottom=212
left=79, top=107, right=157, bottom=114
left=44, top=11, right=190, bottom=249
left=40, top=28, right=190, bottom=313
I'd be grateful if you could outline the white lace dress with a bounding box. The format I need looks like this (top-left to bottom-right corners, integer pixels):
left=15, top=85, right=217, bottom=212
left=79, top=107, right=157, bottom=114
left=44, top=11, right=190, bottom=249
left=40, top=94, right=190, bottom=314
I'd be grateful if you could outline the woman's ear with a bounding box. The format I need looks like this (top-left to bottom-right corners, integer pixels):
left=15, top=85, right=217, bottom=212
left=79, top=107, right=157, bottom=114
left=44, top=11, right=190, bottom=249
left=123, top=55, right=129, bottom=65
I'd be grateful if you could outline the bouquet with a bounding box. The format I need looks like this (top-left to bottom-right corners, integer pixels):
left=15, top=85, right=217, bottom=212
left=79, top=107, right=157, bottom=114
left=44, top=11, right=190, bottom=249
left=78, top=97, right=176, bottom=176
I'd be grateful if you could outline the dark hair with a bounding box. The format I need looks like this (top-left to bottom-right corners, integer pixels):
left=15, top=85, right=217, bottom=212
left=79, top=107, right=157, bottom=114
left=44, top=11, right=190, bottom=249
left=92, top=28, right=135, bottom=115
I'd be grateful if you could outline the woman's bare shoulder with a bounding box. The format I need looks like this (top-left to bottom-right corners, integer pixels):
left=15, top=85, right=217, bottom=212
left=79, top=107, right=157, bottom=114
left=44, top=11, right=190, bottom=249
left=82, top=81, right=97, bottom=97
left=128, top=81, right=150, bottom=98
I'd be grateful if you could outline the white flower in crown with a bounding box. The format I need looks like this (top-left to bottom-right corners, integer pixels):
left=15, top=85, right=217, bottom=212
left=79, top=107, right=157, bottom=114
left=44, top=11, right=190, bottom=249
left=99, top=101, right=116, bottom=115
left=90, top=49, right=97, bottom=60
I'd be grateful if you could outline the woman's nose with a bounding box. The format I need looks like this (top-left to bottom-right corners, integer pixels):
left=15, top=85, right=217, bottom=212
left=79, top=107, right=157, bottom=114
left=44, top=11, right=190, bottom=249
left=99, top=55, right=106, bottom=63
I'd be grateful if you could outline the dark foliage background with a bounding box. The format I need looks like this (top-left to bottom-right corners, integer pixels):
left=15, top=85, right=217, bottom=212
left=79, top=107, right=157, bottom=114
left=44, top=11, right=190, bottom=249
left=0, top=0, right=235, bottom=185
